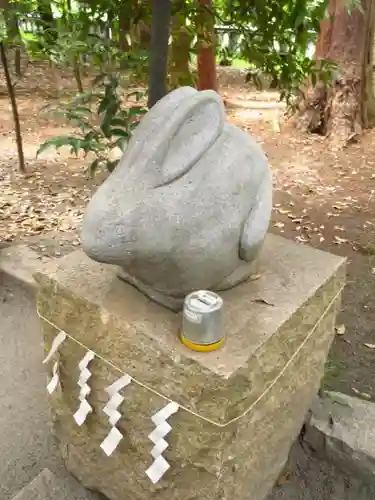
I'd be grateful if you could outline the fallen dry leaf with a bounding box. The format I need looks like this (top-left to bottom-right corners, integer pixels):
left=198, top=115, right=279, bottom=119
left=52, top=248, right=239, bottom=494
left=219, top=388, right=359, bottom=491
left=352, top=387, right=372, bottom=400
left=363, top=343, right=375, bottom=349
left=276, top=472, right=291, bottom=486
left=334, top=235, right=348, bottom=244
left=253, top=298, right=275, bottom=306
left=295, top=235, right=309, bottom=243
left=335, top=324, right=346, bottom=335
left=249, top=274, right=261, bottom=282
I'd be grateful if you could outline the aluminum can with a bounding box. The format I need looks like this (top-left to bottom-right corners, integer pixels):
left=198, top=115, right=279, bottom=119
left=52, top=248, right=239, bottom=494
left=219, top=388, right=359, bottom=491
left=181, top=290, right=224, bottom=352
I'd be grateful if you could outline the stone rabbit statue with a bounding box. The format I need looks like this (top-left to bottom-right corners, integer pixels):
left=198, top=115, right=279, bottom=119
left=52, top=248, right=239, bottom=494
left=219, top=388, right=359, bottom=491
left=81, top=86, right=272, bottom=310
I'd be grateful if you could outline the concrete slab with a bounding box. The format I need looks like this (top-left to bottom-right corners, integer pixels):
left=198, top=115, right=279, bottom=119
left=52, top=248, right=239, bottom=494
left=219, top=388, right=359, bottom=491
left=0, top=244, right=48, bottom=289
left=11, top=468, right=102, bottom=500
left=12, top=469, right=58, bottom=500
left=0, top=275, right=54, bottom=499
left=0, top=274, right=102, bottom=500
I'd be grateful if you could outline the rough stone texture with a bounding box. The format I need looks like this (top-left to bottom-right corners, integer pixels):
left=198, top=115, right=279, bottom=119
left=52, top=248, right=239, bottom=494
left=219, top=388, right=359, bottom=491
left=35, top=234, right=346, bottom=500
left=81, top=86, right=272, bottom=310
left=304, top=391, right=375, bottom=486
left=12, top=468, right=103, bottom=500
left=0, top=244, right=48, bottom=289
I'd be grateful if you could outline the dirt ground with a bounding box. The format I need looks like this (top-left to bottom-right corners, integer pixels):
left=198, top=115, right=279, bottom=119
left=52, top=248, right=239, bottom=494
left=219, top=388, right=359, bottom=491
left=1, top=63, right=375, bottom=402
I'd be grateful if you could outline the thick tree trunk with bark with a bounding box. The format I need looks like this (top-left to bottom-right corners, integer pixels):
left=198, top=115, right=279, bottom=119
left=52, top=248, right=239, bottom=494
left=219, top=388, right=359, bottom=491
left=197, top=0, right=218, bottom=92
left=297, top=0, right=375, bottom=147
left=169, top=2, right=194, bottom=88
left=147, top=0, right=171, bottom=108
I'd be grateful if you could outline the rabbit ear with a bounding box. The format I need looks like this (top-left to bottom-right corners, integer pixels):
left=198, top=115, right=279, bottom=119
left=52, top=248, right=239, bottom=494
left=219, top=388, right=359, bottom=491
left=124, top=87, right=198, bottom=167
left=158, top=90, right=225, bottom=186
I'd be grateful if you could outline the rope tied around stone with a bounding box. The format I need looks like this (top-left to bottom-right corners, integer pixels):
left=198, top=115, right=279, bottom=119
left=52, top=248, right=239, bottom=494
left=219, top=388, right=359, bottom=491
left=37, top=283, right=344, bottom=428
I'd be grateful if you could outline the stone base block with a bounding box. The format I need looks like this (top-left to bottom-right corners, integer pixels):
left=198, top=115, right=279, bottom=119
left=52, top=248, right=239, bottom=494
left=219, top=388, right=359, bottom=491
left=35, top=235, right=346, bottom=500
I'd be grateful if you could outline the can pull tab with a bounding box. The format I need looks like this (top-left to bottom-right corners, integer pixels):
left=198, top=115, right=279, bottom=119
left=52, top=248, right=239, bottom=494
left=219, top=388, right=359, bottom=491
left=196, top=291, right=218, bottom=307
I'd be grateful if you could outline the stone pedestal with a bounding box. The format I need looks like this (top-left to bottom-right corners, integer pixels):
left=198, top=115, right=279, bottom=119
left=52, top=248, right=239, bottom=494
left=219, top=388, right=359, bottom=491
left=35, top=235, right=346, bottom=500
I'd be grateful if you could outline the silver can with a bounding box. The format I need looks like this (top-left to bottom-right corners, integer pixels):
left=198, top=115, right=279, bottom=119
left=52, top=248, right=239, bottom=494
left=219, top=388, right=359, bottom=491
left=181, top=290, right=224, bottom=351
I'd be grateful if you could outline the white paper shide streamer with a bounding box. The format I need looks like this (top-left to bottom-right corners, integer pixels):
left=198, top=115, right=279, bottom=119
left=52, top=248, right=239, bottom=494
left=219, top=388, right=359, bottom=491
left=46, top=361, right=60, bottom=394
left=43, top=331, right=67, bottom=394
left=41, top=327, right=181, bottom=482
left=146, top=401, right=179, bottom=484
left=100, top=374, right=132, bottom=456
left=74, top=351, right=95, bottom=426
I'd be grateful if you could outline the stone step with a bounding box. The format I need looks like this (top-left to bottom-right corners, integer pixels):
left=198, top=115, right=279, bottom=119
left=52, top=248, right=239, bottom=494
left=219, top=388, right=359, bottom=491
left=305, top=391, right=375, bottom=487
left=0, top=244, right=47, bottom=290
left=11, top=468, right=103, bottom=500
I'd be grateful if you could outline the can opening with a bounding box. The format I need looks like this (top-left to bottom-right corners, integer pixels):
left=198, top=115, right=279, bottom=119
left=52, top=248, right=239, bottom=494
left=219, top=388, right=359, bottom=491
left=187, top=291, right=221, bottom=312
left=196, top=291, right=218, bottom=306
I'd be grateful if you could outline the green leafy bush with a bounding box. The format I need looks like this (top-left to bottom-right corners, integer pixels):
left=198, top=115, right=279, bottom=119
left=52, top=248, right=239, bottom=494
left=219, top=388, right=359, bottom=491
left=37, top=74, right=147, bottom=175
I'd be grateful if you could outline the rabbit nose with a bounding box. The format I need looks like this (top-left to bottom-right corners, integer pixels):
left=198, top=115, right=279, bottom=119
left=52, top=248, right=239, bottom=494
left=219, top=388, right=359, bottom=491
left=81, top=219, right=113, bottom=262
left=81, top=215, right=135, bottom=266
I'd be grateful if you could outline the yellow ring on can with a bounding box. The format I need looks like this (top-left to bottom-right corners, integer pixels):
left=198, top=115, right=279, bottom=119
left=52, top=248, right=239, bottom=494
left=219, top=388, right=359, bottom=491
left=180, top=333, right=225, bottom=352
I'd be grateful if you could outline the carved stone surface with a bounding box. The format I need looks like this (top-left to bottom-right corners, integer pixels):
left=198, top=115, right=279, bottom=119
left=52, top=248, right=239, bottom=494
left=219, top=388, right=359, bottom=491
left=81, top=86, right=272, bottom=310
left=35, top=234, right=346, bottom=500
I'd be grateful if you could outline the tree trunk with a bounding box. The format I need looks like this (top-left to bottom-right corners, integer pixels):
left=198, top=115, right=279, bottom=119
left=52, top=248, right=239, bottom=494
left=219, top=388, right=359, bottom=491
left=197, top=0, right=218, bottom=91
left=106, top=9, right=115, bottom=40
left=73, top=59, right=84, bottom=93
left=169, top=2, right=193, bottom=88
left=139, top=21, right=152, bottom=50
left=2, top=1, right=23, bottom=77
left=14, top=47, right=21, bottom=76
left=130, top=1, right=152, bottom=51
left=297, top=0, right=336, bottom=134
left=362, top=0, right=375, bottom=127
left=118, top=1, right=131, bottom=51
left=147, top=0, right=171, bottom=108
left=0, top=42, right=25, bottom=172
left=297, top=0, right=375, bottom=147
